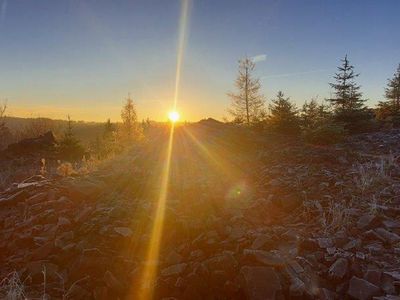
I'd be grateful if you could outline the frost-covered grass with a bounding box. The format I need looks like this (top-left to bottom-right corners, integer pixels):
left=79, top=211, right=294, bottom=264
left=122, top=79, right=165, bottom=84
left=0, top=271, right=26, bottom=300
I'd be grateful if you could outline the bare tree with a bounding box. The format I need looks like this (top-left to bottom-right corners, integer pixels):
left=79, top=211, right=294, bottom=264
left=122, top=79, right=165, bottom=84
left=0, top=101, right=6, bottom=124
left=0, top=101, right=12, bottom=149
left=228, top=57, right=266, bottom=125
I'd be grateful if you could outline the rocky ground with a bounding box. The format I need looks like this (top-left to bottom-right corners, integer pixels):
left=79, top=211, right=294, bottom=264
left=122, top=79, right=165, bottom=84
left=0, top=131, right=59, bottom=190
left=1, top=125, right=400, bottom=299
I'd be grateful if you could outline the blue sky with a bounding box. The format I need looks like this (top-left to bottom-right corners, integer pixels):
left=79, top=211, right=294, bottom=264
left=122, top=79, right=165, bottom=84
left=0, top=0, right=399, bottom=121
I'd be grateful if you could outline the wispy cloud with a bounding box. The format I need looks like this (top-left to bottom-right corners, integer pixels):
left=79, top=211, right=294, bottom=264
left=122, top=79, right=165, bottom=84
left=261, top=68, right=329, bottom=79
left=0, top=0, right=7, bottom=23
left=252, top=54, right=267, bottom=63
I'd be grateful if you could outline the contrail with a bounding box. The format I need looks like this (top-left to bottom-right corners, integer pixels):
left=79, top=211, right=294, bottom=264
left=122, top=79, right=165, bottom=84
left=0, top=0, right=7, bottom=23
left=261, top=69, right=329, bottom=79
left=252, top=54, right=267, bottom=63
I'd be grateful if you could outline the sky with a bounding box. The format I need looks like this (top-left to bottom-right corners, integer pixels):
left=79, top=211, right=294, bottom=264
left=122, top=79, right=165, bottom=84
left=0, top=0, right=399, bottom=122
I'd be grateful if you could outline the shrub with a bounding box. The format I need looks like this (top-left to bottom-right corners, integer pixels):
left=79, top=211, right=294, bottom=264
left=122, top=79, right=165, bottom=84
left=303, top=123, right=346, bottom=145
left=58, top=116, right=85, bottom=161
left=300, top=98, right=331, bottom=130
left=334, top=109, right=375, bottom=133
left=348, top=117, right=380, bottom=133
left=57, top=162, right=76, bottom=177
left=376, top=102, right=400, bottom=128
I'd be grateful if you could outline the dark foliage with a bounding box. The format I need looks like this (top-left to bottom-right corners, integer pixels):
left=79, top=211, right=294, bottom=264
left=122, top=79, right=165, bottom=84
left=377, top=64, right=400, bottom=126
left=327, top=56, right=371, bottom=131
left=268, top=91, right=300, bottom=135
left=303, top=123, right=346, bottom=145
left=58, top=115, right=85, bottom=161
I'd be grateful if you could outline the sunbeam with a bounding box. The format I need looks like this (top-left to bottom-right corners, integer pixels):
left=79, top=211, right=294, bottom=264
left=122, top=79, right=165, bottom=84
left=183, top=126, right=239, bottom=180
left=137, top=1, right=191, bottom=299
left=137, top=125, right=175, bottom=300
left=173, top=0, right=191, bottom=111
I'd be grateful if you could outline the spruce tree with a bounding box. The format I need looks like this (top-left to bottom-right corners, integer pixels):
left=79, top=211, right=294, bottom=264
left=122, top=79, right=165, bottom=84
left=268, top=91, right=300, bottom=134
left=385, top=64, right=400, bottom=108
left=59, top=115, right=85, bottom=161
left=101, top=118, right=117, bottom=158
left=228, top=57, right=266, bottom=125
left=121, top=94, right=139, bottom=141
left=301, top=98, right=330, bottom=129
left=328, top=55, right=368, bottom=125
left=103, top=118, right=115, bottom=139
left=377, top=64, right=400, bottom=122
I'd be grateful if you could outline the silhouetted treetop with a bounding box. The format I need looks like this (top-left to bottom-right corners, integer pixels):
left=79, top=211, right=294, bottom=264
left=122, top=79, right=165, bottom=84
left=328, top=55, right=366, bottom=112
left=228, top=57, right=266, bottom=125
left=268, top=91, right=300, bottom=134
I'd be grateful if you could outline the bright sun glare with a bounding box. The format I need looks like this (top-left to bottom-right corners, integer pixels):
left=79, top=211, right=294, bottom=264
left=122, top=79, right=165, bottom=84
left=168, top=111, right=180, bottom=122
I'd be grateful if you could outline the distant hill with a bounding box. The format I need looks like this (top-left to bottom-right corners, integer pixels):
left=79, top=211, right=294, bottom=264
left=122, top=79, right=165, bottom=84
left=197, top=117, right=225, bottom=127
left=3, top=116, right=105, bottom=146
left=2, top=116, right=229, bottom=147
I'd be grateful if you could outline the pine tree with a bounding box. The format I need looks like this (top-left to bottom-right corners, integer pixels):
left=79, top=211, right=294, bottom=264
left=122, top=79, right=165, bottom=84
left=121, top=94, right=139, bottom=140
left=301, top=98, right=330, bottom=129
left=327, top=55, right=367, bottom=124
left=102, top=118, right=117, bottom=157
left=228, top=57, right=266, bottom=125
left=268, top=91, right=300, bottom=134
left=59, top=115, right=85, bottom=161
left=377, top=64, right=400, bottom=121
left=103, top=118, right=115, bottom=139
left=385, top=64, right=400, bottom=109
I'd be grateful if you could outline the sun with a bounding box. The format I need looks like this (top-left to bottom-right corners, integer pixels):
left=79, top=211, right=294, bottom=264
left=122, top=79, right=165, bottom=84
left=168, top=110, right=180, bottom=122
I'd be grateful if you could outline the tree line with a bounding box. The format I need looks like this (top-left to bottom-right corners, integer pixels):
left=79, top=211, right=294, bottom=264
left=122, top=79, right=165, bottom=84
left=58, top=94, right=150, bottom=161
left=0, top=95, right=147, bottom=161
left=228, top=56, right=400, bottom=143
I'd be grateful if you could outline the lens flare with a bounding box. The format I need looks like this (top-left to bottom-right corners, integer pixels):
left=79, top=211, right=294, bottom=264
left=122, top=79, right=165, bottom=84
left=168, top=111, right=180, bottom=122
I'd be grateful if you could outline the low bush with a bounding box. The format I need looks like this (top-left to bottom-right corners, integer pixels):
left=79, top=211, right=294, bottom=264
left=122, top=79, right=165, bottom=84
left=303, top=123, right=346, bottom=145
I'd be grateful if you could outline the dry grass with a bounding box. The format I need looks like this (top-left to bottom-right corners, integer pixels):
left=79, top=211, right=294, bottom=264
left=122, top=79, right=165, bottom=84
left=303, top=199, right=351, bottom=234
left=302, top=153, right=399, bottom=234
left=76, top=156, right=98, bottom=175
left=0, top=166, right=15, bottom=191
left=0, top=268, right=89, bottom=300
left=353, top=153, right=397, bottom=192
left=0, top=271, right=26, bottom=300
left=353, top=153, right=399, bottom=213
left=320, top=200, right=352, bottom=234
left=56, top=162, right=76, bottom=177
left=57, top=156, right=99, bottom=177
